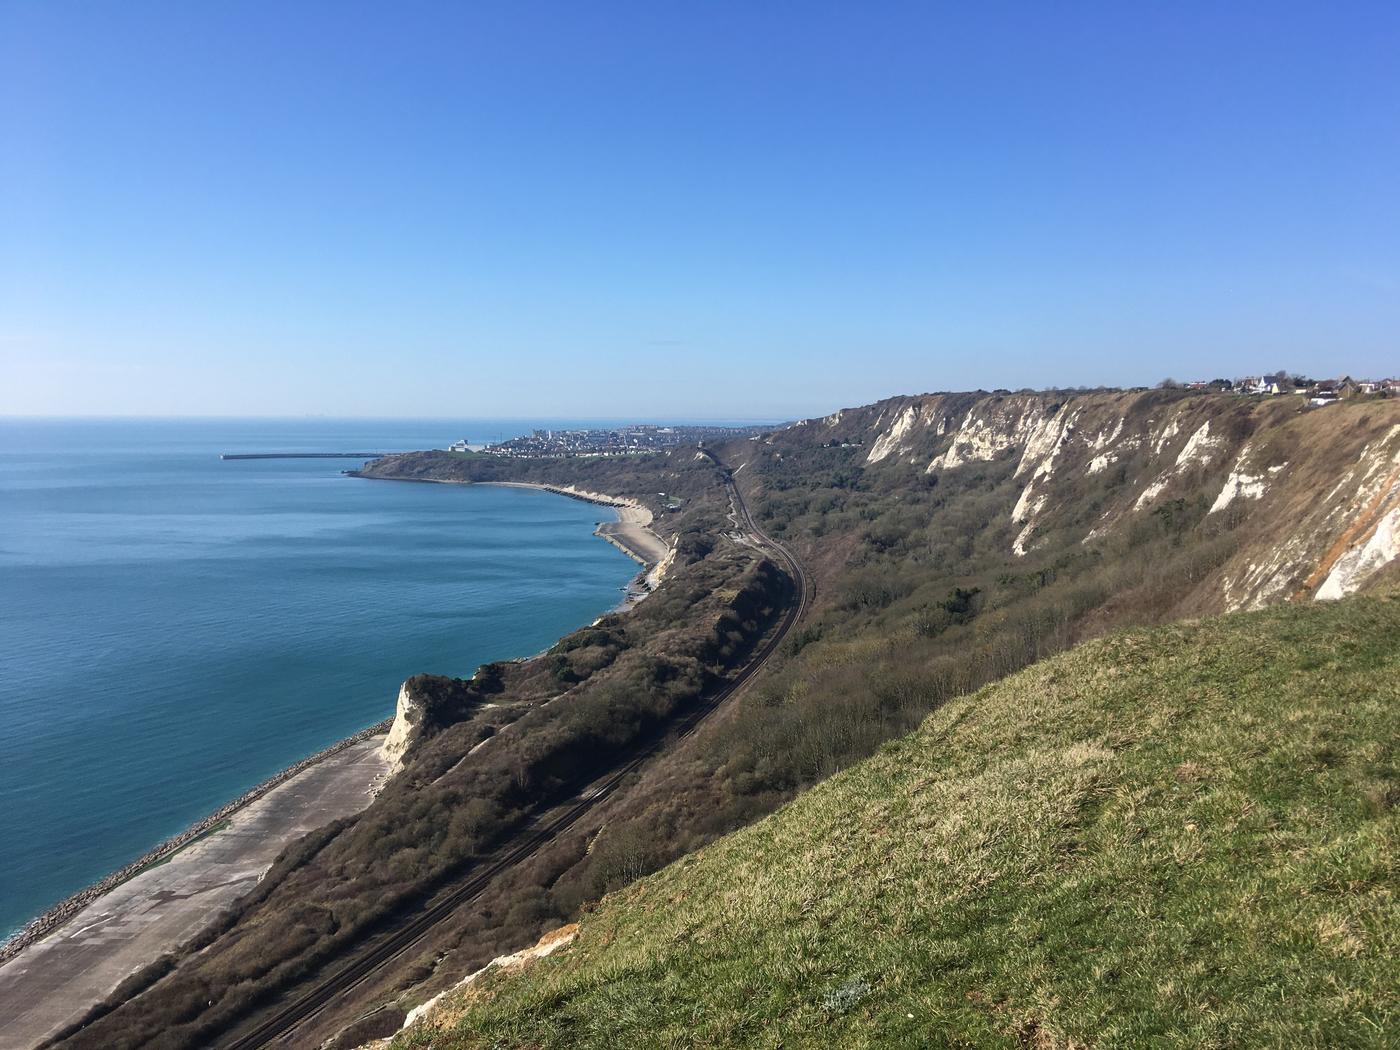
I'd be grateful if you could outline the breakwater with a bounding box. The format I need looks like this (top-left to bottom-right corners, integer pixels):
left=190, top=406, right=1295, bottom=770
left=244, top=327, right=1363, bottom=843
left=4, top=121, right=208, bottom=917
left=0, top=717, right=393, bottom=966
left=220, top=452, right=396, bottom=460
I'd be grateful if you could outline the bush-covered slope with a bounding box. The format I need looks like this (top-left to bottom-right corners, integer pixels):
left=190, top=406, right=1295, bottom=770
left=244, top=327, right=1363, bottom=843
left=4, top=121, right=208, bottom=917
left=54, top=544, right=790, bottom=1050
left=745, top=391, right=1400, bottom=612
left=397, top=593, right=1400, bottom=1049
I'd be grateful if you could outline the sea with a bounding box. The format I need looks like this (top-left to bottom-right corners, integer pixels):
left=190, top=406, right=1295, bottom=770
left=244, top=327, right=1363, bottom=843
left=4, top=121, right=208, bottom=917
left=0, top=418, right=644, bottom=940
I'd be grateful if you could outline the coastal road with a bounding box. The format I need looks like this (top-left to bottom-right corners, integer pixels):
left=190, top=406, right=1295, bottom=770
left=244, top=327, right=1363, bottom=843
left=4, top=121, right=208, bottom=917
left=217, top=453, right=809, bottom=1049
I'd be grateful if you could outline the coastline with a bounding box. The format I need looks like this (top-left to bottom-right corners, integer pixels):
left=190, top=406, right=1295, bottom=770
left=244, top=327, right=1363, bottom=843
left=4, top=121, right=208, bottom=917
left=359, top=476, right=678, bottom=597
left=0, top=718, right=392, bottom=966
left=478, top=481, right=675, bottom=590
left=0, top=476, right=672, bottom=1047
left=2, top=479, right=660, bottom=965
left=0, top=729, right=393, bottom=1049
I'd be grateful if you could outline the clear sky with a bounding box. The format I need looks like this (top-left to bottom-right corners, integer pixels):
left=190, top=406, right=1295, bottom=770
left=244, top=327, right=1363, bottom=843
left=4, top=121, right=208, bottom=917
left=3, top=2, right=1397, bottom=420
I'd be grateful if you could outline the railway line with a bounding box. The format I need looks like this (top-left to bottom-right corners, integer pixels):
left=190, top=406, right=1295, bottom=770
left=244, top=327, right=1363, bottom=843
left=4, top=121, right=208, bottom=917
left=218, top=452, right=807, bottom=1049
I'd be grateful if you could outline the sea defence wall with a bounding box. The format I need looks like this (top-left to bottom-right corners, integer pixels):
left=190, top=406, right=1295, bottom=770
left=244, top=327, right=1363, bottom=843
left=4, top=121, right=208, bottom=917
left=220, top=452, right=394, bottom=460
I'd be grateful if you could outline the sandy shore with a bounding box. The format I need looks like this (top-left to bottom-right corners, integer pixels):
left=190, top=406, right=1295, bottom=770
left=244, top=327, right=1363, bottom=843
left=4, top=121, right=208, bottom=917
left=0, top=735, right=390, bottom=1049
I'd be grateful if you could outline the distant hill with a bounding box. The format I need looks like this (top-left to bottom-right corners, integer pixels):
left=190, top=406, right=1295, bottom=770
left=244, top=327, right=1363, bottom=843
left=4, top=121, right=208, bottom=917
left=389, top=591, right=1400, bottom=1048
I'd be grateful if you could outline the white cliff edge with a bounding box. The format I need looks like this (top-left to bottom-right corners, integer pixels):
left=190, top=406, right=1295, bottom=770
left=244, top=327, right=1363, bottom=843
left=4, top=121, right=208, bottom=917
left=381, top=681, right=424, bottom=778
left=353, top=924, right=580, bottom=1049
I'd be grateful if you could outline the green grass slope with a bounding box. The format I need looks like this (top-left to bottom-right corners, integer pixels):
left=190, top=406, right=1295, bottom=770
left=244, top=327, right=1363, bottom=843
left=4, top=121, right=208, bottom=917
left=398, top=595, right=1400, bottom=1049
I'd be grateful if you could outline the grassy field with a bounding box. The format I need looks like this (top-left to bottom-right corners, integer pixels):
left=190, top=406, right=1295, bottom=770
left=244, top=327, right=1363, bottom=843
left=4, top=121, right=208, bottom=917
left=397, top=593, right=1400, bottom=1049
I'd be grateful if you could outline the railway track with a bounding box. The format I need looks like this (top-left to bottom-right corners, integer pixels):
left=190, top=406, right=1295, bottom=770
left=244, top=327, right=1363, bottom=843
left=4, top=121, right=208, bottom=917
left=219, top=453, right=807, bottom=1049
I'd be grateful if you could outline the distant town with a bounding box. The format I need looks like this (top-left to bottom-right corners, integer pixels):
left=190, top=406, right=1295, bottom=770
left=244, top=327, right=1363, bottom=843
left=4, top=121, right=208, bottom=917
left=1176, top=372, right=1399, bottom=403
left=447, top=423, right=777, bottom=458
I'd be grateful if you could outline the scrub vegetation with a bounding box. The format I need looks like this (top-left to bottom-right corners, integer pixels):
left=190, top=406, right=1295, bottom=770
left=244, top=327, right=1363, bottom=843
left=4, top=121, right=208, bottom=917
left=50, top=512, right=790, bottom=1049
left=397, top=593, right=1400, bottom=1049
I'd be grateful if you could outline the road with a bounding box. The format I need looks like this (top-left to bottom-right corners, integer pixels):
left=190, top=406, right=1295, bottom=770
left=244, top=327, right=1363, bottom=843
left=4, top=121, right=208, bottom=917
left=214, top=452, right=807, bottom=1049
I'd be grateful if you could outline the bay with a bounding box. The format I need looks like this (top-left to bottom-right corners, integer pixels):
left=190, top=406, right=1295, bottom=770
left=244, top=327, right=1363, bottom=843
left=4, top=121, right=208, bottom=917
left=0, top=418, right=639, bottom=939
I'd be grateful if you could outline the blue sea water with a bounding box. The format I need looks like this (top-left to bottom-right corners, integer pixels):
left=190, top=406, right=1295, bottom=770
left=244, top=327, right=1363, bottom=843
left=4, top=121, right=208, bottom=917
left=0, top=418, right=641, bottom=939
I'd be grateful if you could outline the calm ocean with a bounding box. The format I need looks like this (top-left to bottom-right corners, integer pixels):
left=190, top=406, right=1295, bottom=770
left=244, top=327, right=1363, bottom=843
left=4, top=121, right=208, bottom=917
left=0, top=418, right=640, bottom=939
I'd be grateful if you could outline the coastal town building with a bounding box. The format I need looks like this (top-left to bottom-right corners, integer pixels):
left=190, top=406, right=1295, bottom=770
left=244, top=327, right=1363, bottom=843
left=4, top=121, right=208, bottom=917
left=482, top=424, right=774, bottom=458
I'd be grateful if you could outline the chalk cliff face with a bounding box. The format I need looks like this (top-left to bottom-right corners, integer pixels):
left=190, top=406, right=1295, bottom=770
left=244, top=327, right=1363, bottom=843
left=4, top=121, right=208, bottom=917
left=381, top=681, right=424, bottom=776
left=775, top=390, right=1400, bottom=611
left=353, top=924, right=580, bottom=1048
left=382, top=674, right=491, bottom=777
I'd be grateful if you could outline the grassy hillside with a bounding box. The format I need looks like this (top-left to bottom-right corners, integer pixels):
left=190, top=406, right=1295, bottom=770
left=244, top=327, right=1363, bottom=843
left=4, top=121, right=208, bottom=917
left=396, top=594, right=1400, bottom=1049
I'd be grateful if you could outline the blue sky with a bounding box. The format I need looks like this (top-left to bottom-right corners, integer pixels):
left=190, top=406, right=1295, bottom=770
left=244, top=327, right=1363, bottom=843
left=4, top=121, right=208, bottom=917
left=2, top=2, right=1397, bottom=419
